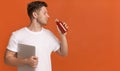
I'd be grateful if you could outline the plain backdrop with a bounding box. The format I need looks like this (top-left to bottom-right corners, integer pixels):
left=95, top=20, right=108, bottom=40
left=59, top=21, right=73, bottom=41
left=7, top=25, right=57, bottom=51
left=0, top=0, right=120, bottom=71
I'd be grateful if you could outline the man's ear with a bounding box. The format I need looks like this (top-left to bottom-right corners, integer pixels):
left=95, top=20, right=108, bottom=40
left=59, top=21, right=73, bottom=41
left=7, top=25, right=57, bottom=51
left=32, top=12, right=38, bottom=19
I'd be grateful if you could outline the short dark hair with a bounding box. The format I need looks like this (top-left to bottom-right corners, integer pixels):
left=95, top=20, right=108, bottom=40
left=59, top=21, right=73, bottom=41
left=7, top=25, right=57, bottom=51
left=27, top=1, right=48, bottom=19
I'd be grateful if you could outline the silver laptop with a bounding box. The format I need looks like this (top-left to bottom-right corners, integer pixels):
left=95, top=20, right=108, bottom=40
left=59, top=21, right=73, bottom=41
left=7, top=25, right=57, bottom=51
left=18, top=44, right=35, bottom=71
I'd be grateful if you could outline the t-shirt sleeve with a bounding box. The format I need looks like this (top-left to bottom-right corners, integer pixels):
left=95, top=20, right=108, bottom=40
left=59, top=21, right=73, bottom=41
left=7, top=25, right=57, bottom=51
left=46, top=29, right=60, bottom=52
left=7, top=33, right=18, bottom=52
left=51, top=34, right=60, bottom=52
left=53, top=39, right=60, bottom=52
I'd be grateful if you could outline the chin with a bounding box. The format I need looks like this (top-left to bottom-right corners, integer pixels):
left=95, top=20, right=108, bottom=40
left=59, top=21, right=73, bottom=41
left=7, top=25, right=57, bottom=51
left=41, top=22, right=47, bottom=26
left=44, top=21, right=48, bottom=24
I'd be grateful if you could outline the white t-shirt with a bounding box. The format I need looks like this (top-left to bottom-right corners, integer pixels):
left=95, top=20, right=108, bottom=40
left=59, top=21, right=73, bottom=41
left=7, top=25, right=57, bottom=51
left=7, top=27, right=60, bottom=71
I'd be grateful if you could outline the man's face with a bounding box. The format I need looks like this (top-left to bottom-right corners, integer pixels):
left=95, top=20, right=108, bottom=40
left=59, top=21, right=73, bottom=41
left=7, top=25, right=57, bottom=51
left=36, top=6, right=49, bottom=25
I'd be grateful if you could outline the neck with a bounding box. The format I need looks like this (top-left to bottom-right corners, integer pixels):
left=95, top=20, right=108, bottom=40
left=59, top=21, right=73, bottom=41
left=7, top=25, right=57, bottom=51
left=27, top=20, right=43, bottom=32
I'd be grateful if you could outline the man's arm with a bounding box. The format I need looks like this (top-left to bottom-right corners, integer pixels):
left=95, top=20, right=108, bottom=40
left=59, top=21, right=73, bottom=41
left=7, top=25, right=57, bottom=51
left=4, top=49, right=38, bottom=68
left=56, top=35, right=68, bottom=56
left=56, top=22, right=68, bottom=56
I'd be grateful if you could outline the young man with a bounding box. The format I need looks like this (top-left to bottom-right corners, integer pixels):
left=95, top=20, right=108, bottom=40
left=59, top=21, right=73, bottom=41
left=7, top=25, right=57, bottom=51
left=4, top=1, right=68, bottom=71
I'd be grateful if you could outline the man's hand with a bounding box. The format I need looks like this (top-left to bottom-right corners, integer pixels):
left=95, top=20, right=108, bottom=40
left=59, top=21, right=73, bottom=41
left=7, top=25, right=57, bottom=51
left=25, top=56, right=38, bottom=68
left=56, top=21, right=69, bottom=56
left=57, top=22, right=68, bottom=35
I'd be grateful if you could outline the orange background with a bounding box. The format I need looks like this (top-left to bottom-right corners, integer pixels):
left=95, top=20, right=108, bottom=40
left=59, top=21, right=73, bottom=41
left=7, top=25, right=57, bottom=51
left=0, top=0, right=120, bottom=71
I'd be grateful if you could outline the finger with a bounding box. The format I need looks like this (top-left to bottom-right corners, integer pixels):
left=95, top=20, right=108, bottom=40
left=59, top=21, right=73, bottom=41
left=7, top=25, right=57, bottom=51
left=33, top=62, right=37, bottom=65
left=32, top=56, right=38, bottom=58
left=63, top=22, right=68, bottom=27
left=32, top=65, right=37, bottom=68
left=66, top=26, right=69, bottom=29
left=63, top=22, right=67, bottom=25
left=32, top=62, right=38, bottom=68
left=32, top=56, right=38, bottom=60
left=31, top=62, right=36, bottom=67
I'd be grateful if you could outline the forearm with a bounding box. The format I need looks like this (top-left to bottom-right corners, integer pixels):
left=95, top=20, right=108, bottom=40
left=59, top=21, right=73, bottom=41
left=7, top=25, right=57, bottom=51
left=56, top=21, right=69, bottom=56
left=4, top=50, right=38, bottom=68
left=59, top=35, right=68, bottom=56
left=5, top=56, right=27, bottom=66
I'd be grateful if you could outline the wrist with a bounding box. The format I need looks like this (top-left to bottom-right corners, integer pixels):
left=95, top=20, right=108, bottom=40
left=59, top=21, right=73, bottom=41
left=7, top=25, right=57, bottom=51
left=60, top=35, right=67, bottom=40
left=60, top=34, right=65, bottom=37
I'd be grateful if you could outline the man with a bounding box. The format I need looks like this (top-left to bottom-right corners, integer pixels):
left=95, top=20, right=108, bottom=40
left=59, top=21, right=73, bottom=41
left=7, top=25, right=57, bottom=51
left=4, top=1, right=68, bottom=71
